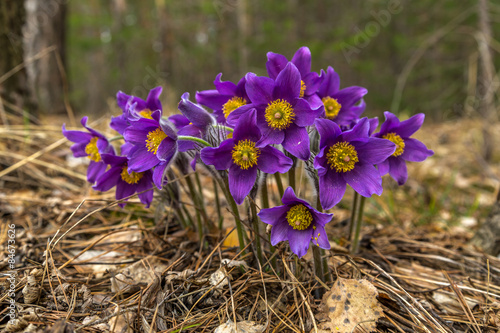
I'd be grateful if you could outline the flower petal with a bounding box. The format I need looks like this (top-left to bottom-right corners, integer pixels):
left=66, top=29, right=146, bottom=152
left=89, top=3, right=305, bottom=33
left=266, top=52, right=288, bottom=79
left=389, top=157, right=408, bottom=185
left=379, top=111, right=400, bottom=134
left=200, top=139, right=235, bottom=170
left=282, top=125, right=310, bottom=160
left=294, top=98, right=321, bottom=127
left=87, top=161, right=107, bottom=184
left=156, top=137, right=177, bottom=161
left=258, top=206, right=289, bottom=226
left=270, top=220, right=290, bottom=246
left=178, top=92, right=214, bottom=128
left=228, top=164, right=257, bottom=205
left=311, top=210, right=333, bottom=227
left=153, top=162, right=168, bottom=189
left=232, top=109, right=261, bottom=143
left=93, top=167, right=121, bottom=192
left=137, top=172, right=154, bottom=207
left=128, top=146, right=159, bottom=172
left=287, top=227, right=313, bottom=258
left=318, top=67, right=340, bottom=97
left=377, top=159, right=390, bottom=176
left=315, top=118, right=342, bottom=149
left=401, top=138, right=434, bottom=162
left=344, top=164, right=383, bottom=197
left=341, top=117, right=370, bottom=142
left=145, top=86, right=163, bottom=112
left=256, top=126, right=285, bottom=147
left=291, top=46, right=311, bottom=77
left=319, top=169, right=347, bottom=210
left=353, top=137, right=396, bottom=165
left=273, top=62, right=301, bottom=102
left=258, top=146, right=293, bottom=174
left=245, top=73, right=274, bottom=105
left=335, top=86, right=368, bottom=109
left=62, top=124, right=92, bottom=143
left=397, top=113, right=425, bottom=138
left=311, top=224, right=330, bottom=250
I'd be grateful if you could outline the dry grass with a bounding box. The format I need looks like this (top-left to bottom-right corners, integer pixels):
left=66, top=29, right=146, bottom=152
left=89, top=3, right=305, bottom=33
left=1, top=114, right=500, bottom=332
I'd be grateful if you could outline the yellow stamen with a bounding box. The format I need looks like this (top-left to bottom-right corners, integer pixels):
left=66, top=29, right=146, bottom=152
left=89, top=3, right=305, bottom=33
left=322, top=97, right=342, bottom=119
left=299, top=80, right=306, bottom=98
left=120, top=165, right=143, bottom=184
left=145, top=128, right=167, bottom=154
left=326, top=141, right=359, bottom=173
left=223, top=96, right=246, bottom=118
left=264, top=99, right=295, bottom=130
left=286, top=204, right=313, bottom=230
left=232, top=139, right=260, bottom=170
left=85, top=137, right=101, bottom=162
left=138, top=109, right=153, bottom=119
left=383, top=132, right=405, bottom=157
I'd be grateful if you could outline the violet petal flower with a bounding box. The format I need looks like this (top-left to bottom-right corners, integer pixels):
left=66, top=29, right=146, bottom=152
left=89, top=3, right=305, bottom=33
left=201, top=109, right=292, bottom=204
left=227, top=62, right=322, bottom=160
left=62, top=117, right=115, bottom=183
left=374, top=112, right=434, bottom=185
left=314, top=117, right=396, bottom=210
left=123, top=112, right=177, bottom=188
left=94, top=154, right=154, bottom=207
left=317, top=67, right=367, bottom=128
left=196, top=74, right=250, bottom=123
left=258, top=187, right=333, bottom=258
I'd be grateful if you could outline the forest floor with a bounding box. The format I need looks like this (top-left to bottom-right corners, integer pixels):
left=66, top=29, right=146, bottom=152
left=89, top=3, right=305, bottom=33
left=1, top=113, right=500, bottom=333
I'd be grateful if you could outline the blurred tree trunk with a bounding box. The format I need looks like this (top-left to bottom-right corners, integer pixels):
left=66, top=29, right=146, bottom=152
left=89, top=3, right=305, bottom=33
left=0, top=0, right=35, bottom=118
left=237, top=0, right=249, bottom=75
left=24, top=0, right=67, bottom=115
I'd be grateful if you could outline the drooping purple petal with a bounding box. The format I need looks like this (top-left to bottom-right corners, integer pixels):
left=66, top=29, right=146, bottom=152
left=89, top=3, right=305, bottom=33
left=311, top=210, right=333, bottom=227
left=282, top=124, right=310, bottom=160
left=389, top=157, right=408, bottom=185
left=93, top=167, right=122, bottom=192
left=281, top=186, right=310, bottom=207
left=293, top=98, right=321, bottom=127
left=116, top=180, right=137, bottom=202
left=153, top=162, right=168, bottom=189
left=178, top=92, right=214, bottom=129
left=319, top=170, right=347, bottom=210
left=195, top=89, right=229, bottom=111
left=377, top=159, right=390, bottom=176
left=200, top=139, right=235, bottom=170
left=127, top=146, right=160, bottom=172
left=137, top=172, right=154, bottom=207
left=62, top=124, right=93, bottom=143
left=288, top=227, right=313, bottom=258
left=256, top=126, right=285, bottom=147
left=228, top=164, right=257, bottom=205
left=169, top=114, right=191, bottom=129
left=258, top=146, right=293, bottom=174
left=156, top=138, right=176, bottom=161
left=343, top=164, right=383, bottom=197
left=270, top=220, right=290, bottom=246
left=87, top=161, right=107, bottom=183
left=312, top=224, right=330, bottom=249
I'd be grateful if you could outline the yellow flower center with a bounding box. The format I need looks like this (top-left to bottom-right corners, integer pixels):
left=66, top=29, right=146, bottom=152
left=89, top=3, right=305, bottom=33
left=138, top=109, right=153, bottom=119
left=223, top=96, right=247, bottom=118
left=85, top=137, right=101, bottom=162
left=232, top=139, right=260, bottom=170
left=382, top=132, right=405, bottom=157
left=120, top=165, right=143, bottom=184
left=299, top=80, right=306, bottom=98
left=322, top=97, right=342, bottom=119
left=286, top=204, right=313, bottom=230
left=326, top=141, right=359, bottom=173
left=145, top=128, right=167, bottom=154
left=264, top=99, right=295, bottom=130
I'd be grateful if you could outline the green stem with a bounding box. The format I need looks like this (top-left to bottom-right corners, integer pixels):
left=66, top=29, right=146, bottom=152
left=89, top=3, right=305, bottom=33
left=223, top=177, right=246, bottom=253
left=351, top=196, right=366, bottom=254
left=109, top=135, right=123, bottom=142
left=177, top=135, right=212, bottom=147
left=213, top=178, right=223, bottom=230
left=312, top=246, right=325, bottom=299
left=288, top=165, right=296, bottom=190
left=348, top=192, right=360, bottom=240
left=185, top=174, right=204, bottom=240
left=250, top=201, right=263, bottom=265
left=195, top=172, right=211, bottom=228
left=274, top=173, right=284, bottom=199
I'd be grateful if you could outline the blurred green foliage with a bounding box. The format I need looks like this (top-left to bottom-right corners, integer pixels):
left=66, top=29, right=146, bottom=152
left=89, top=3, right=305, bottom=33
left=66, top=0, right=500, bottom=121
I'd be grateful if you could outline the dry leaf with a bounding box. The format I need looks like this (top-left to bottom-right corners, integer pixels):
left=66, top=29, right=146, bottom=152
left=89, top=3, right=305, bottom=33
left=317, top=278, right=383, bottom=333
left=214, top=320, right=266, bottom=333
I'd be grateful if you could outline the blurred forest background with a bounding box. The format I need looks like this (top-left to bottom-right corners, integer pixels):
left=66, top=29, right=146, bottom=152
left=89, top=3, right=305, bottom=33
left=1, top=0, right=500, bottom=123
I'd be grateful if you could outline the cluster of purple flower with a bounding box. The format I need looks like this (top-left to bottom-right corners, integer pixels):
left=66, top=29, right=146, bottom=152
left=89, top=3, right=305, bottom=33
left=63, top=47, right=433, bottom=258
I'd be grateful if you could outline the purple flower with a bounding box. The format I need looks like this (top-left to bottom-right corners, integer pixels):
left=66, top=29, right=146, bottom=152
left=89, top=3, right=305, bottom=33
left=201, top=109, right=293, bottom=205
left=94, top=154, right=154, bottom=208
left=266, top=46, right=323, bottom=108
left=374, top=112, right=434, bottom=185
left=227, top=62, right=322, bottom=160
left=258, top=187, right=333, bottom=258
left=314, top=118, right=396, bottom=210
left=123, top=110, right=177, bottom=189
left=177, top=92, right=215, bottom=152
left=317, top=67, right=367, bottom=128
left=62, top=117, right=115, bottom=183
left=195, top=74, right=249, bottom=124
left=111, top=87, right=163, bottom=135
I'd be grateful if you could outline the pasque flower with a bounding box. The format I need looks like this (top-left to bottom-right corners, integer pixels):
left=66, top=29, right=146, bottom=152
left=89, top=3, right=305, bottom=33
left=314, top=117, right=396, bottom=210
left=227, top=62, right=322, bottom=160
left=196, top=74, right=250, bottom=124
left=266, top=46, right=323, bottom=108
left=177, top=92, right=215, bottom=152
left=111, top=87, right=163, bottom=134
left=374, top=112, right=434, bottom=185
left=258, top=187, right=333, bottom=258
left=317, top=67, right=367, bottom=128
left=93, top=154, right=154, bottom=208
left=123, top=110, right=177, bottom=189
left=201, top=109, right=293, bottom=205
left=62, top=116, right=115, bottom=183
